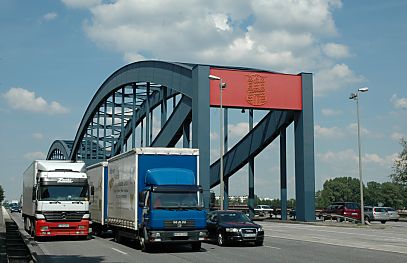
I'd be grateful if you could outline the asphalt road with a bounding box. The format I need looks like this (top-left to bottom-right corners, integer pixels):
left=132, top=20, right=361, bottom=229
left=9, top=213, right=407, bottom=263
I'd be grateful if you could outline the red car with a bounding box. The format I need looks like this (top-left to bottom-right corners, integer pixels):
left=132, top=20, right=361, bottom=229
left=320, top=202, right=361, bottom=221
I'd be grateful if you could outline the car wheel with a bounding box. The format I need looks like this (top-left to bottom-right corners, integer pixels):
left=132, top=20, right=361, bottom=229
left=217, top=233, right=225, bottom=246
left=191, top=242, right=201, bottom=251
left=255, top=240, right=263, bottom=246
left=381, top=220, right=386, bottom=224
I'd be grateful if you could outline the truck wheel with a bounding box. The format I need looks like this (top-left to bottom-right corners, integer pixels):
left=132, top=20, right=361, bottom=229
left=191, top=242, right=201, bottom=251
left=140, top=228, right=151, bottom=252
left=381, top=220, right=386, bottom=224
left=217, top=233, right=225, bottom=246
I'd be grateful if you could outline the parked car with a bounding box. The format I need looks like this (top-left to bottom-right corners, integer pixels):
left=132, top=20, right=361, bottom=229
left=207, top=210, right=264, bottom=246
left=364, top=206, right=389, bottom=224
left=320, top=202, right=361, bottom=221
left=383, top=207, right=400, bottom=221
left=9, top=204, right=21, bottom=213
left=254, top=205, right=275, bottom=217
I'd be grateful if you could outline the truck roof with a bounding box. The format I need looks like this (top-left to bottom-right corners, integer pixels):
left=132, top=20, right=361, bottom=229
left=108, top=147, right=199, bottom=162
left=145, top=168, right=196, bottom=185
left=35, top=160, right=86, bottom=172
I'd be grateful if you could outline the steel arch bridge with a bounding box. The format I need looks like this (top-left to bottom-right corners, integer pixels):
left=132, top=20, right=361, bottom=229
left=46, top=60, right=315, bottom=221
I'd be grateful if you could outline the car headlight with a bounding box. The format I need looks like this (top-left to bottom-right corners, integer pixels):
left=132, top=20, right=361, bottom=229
left=257, top=227, right=263, bottom=232
left=225, top=228, right=239, bottom=232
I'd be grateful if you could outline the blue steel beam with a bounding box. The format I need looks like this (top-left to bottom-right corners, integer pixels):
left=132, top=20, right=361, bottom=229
left=47, top=140, right=73, bottom=160
left=70, top=61, right=194, bottom=160
left=151, top=95, right=192, bottom=147
left=210, top=110, right=295, bottom=188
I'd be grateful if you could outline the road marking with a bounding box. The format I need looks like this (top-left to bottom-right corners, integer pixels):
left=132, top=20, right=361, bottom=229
left=111, top=248, right=127, bottom=255
left=264, top=245, right=281, bottom=250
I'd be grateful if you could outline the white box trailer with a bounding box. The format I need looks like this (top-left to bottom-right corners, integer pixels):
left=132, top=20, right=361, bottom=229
left=87, top=161, right=108, bottom=235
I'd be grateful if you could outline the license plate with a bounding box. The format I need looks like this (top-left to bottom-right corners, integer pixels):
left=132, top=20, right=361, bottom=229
left=243, top=233, right=256, bottom=237
left=58, top=224, right=69, bottom=228
left=174, top=232, right=188, bottom=237
left=351, top=213, right=357, bottom=215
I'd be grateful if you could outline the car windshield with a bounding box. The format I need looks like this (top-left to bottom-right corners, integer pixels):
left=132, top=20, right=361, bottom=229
left=219, top=213, right=251, bottom=223
left=151, top=192, right=200, bottom=208
left=39, top=185, right=88, bottom=201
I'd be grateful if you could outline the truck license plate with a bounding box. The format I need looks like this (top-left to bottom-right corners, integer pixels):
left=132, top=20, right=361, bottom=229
left=58, top=224, right=69, bottom=228
left=174, top=232, right=188, bottom=237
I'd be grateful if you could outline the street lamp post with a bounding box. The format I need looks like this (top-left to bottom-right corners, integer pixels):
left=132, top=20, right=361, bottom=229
left=209, top=74, right=226, bottom=210
left=349, top=87, right=368, bottom=224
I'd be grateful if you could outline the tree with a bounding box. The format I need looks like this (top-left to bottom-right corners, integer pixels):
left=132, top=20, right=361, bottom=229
left=391, top=138, right=407, bottom=185
left=316, top=177, right=361, bottom=208
left=0, top=185, right=4, bottom=204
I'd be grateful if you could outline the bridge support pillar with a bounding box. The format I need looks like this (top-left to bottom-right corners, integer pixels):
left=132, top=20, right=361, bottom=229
left=192, top=65, right=211, bottom=210
left=294, top=73, right=315, bottom=222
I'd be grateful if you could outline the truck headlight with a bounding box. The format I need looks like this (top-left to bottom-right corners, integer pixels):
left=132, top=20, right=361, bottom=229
left=40, top=226, right=49, bottom=231
left=257, top=227, right=263, bottom=232
left=226, top=228, right=239, bottom=232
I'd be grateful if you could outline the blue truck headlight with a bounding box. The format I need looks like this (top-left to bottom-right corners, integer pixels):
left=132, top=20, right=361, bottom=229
left=226, top=228, right=239, bottom=232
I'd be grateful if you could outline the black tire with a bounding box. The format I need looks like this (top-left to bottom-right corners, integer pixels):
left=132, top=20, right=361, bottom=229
left=191, top=242, right=201, bottom=251
left=217, top=233, right=225, bottom=246
left=381, top=220, right=386, bottom=224
left=30, top=219, right=35, bottom=237
left=140, top=228, right=151, bottom=252
left=255, top=240, right=263, bottom=246
left=114, top=230, right=123, bottom=243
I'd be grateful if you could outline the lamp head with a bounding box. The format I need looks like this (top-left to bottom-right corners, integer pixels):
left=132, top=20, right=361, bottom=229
left=349, top=93, right=357, bottom=100
left=358, top=87, right=368, bottom=92
left=208, top=75, right=221, bottom=80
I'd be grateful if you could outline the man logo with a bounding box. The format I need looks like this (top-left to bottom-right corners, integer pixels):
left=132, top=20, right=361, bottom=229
left=173, top=220, right=186, bottom=227
left=246, top=74, right=267, bottom=106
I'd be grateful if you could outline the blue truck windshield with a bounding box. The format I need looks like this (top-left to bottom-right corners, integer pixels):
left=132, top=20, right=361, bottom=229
left=39, top=185, right=88, bottom=201
left=151, top=192, right=199, bottom=209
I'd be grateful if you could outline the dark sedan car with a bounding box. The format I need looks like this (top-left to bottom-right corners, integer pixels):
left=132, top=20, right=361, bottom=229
left=207, top=210, right=264, bottom=246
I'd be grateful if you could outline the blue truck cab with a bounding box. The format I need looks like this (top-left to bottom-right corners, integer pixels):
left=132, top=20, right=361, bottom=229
left=138, top=168, right=207, bottom=251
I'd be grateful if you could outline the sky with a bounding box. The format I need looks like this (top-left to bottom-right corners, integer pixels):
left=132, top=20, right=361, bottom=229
left=0, top=0, right=406, bottom=201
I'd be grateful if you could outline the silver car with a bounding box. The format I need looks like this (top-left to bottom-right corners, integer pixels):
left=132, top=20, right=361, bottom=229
left=383, top=207, right=400, bottom=221
left=364, top=206, right=389, bottom=224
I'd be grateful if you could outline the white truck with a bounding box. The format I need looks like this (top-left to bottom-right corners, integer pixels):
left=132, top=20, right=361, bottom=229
left=22, top=160, right=90, bottom=239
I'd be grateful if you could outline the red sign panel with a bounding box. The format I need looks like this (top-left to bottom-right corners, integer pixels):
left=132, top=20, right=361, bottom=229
left=209, top=68, right=302, bottom=110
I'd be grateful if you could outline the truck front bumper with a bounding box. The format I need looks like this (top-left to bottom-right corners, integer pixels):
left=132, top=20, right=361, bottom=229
left=35, top=219, right=89, bottom=237
left=147, top=229, right=207, bottom=243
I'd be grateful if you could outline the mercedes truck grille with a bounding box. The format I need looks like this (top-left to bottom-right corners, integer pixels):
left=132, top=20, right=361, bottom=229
left=43, top=211, right=85, bottom=221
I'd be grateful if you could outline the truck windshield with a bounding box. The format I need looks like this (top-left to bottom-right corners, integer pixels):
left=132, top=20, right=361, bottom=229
left=151, top=192, right=200, bottom=209
left=39, top=185, right=88, bottom=201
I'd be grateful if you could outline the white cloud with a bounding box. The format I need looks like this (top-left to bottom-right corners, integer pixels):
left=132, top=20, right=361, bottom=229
left=315, top=64, right=365, bottom=96
left=322, top=43, right=349, bottom=58
left=2, top=87, right=69, bottom=114
left=24, top=152, right=46, bottom=160
left=43, top=12, right=58, bottom=21
left=62, top=0, right=102, bottom=9
left=74, top=0, right=356, bottom=80
left=314, top=124, right=344, bottom=138
left=318, top=149, right=395, bottom=167
left=346, top=123, right=370, bottom=136
left=321, top=108, right=341, bottom=116
left=391, top=132, right=405, bottom=141
left=32, top=133, right=44, bottom=140
left=390, top=94, right=407, bottom=110
left=211, top=13, right=231, bottom=32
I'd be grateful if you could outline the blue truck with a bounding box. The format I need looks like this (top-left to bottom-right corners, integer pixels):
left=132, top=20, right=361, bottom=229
left=88, top=148, right=207, bottom=251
